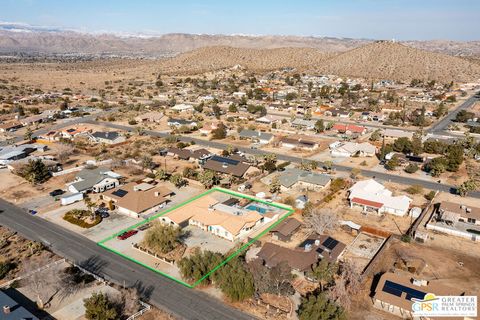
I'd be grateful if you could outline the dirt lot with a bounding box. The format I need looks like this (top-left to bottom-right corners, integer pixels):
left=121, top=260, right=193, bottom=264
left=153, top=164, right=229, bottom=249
left=140, top=308, right=178, bottom=320
left=0, top=226, right=57, bottom=283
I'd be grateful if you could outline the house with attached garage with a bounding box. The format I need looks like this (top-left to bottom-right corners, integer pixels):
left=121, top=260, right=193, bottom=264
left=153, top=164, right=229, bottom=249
left=160, top=194, right=269, bottom=241
left=171, top=103, right=194, bottom=112
left=256, top=234, right=345, bottom=276
left=255, top=115, right=283, bottom=125
left=167, top=118, right=198, bottom=129
left=67, top=167, right=122, bottom=193
left=331, top=123, right=367, bottom=135
left=279, top=136, right=319, bottom=151
left=290, top=118, right=317, bottom=130
left=102, top=182, right=173, bottom=218
left=135, top=111, right=164, bottom=123
left=202, top=154, right=251, bottom=178
left=329, top=141, right=377, bottom=157
left=0, top=121, right=23, bottom=132
left=238, top=129, right=274, bottom=144
left=0, top=143, right=47, bottom=165
left=89, top=131, right=126, bottom=145
left=348, top=179, right=412, bottom=216
left=278, top=168, right=331, bottom=192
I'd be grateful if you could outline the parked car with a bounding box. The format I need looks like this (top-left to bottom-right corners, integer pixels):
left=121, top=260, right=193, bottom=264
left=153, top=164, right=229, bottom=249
left=29, top=210, right=37, bottom=215
left=138, top=223, right=152, bottom=231
left=49, top=189, right=65, bottom=197
left=117, top=230, right=138, bottom=240
left=95, top=208, right=110, bottom=218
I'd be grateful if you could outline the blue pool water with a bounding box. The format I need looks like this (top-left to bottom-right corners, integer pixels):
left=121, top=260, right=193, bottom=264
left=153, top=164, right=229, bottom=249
left=246, top=204, right=267, bottom=214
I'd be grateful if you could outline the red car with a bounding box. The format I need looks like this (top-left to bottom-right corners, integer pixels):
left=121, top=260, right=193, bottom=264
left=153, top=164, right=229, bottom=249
left=117, top=230, right=138, bottom=240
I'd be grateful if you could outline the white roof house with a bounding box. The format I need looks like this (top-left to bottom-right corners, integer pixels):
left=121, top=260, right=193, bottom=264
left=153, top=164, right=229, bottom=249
left=171, top=104, right=194, bottom=112
left=330, top=142, right=377, bottom=157
left=348, top=179, right=412, bottom=216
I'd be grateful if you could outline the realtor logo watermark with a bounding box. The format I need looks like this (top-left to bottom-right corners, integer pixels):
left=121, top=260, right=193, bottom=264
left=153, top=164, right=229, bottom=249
left=412, top=293, right=477, bottom=317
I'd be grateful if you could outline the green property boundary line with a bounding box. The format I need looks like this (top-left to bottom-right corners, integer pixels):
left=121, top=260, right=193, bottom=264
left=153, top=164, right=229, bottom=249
left=97, top=186, right=294, bottom=288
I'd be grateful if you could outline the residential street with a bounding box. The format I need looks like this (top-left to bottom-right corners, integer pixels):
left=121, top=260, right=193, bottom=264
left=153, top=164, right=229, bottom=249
left=90, top=120, right=480, bottom=199
left=428, top=95, right=479, bottom=134
left=0, top=199, right=255, bottom=320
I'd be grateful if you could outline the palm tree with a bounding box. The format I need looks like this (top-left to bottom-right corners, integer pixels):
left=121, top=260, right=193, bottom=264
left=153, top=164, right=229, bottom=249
left=84, top=196, right=96, bottom=220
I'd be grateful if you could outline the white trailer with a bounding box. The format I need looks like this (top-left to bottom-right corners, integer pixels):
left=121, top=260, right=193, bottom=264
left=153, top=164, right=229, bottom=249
left=60, top=192, right=83, bottom=206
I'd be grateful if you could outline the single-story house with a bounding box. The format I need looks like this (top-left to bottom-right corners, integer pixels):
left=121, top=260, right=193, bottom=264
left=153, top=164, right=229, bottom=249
left=329, top=141, right=377, bottom=157
left=161, top=195, right=267, bottom=241
left=202, top=155, right=251, bottom=177
left=348, top=179, right=412, bottom=216
left=437, top=201, right=480, bottom=226
left=18, top=114, right=48, bottom=126
left=168, top=147, right=212, bottom=163
left=290, top=118, right=316, bottom=130
left=67, top=167, right=122, bottom=193
left=256, top=234, right=345, bottom=275
left=0, top=121, right=23, bottom=132
left=331, top=123, right=367, bottom=135
left=59, top=126, right=91, bottom=140
left=167, top=118, right=198, bottom=129
left=373, top=272, right=463, bottom=319
left=103, top=182, right=173, bottom=218
left=255, top=115, right=283, bottom=125
left=171, top=103, right=194, bottom=112
left=199, top=122, right=219, bottom=135
left=0, top=144, right=47, bottom=165
left=270, top=218, right=302, bottom=242
left=278, top=168, right=331, bottom=191
left=239, top=129, right=274, bottom=144
left=383, top=129, right=414, bottom=140
left=89, top=131, right=126, bottom=145
left=279, top=137, right=319, bottom=150
left=135, top=111, right=164, bottom=123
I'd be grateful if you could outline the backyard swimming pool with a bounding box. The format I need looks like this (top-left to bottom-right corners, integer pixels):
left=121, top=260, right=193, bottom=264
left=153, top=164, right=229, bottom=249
left=245, top=204, right=267, bottom=214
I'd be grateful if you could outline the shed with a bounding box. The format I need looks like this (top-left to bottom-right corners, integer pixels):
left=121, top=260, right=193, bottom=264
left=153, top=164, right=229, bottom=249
left=270, top=218, right=302, bottom=242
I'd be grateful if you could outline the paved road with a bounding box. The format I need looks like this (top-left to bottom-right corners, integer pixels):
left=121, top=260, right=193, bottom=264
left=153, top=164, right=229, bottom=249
left=0, top=199, right=255, bottom=320
left=90, top=120, right=480, bottom=199
left=428, top=95, right=479, bottom=134
left=268, top=110, right=419, bottom=132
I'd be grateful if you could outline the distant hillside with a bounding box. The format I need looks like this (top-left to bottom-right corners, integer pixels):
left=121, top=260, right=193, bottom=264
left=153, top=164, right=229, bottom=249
left=317, top=41, right=480, bottom=82
left=156, top=46, right=334, bottom=73
left=157, top=42, right=480, bottom=82
left=0, top=24, right=480, bottom=58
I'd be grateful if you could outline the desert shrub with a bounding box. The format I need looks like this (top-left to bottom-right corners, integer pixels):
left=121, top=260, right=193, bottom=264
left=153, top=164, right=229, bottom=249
left=405, top=185, right=423, bottom=195
left=0, top=261, right=15, bottom=280
left=424, top=190, right=436, bottom=201
left=63, top=209, right=101, bottom=228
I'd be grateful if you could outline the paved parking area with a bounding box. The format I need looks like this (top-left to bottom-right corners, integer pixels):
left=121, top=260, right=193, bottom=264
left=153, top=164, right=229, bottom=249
left=41, top=202, right=138, bottom=242
left=182, top=226, right=235, bottom=254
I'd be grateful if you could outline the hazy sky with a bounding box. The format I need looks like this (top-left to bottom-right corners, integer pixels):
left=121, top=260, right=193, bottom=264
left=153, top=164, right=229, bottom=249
left=1, top=0, right=479, bottom=40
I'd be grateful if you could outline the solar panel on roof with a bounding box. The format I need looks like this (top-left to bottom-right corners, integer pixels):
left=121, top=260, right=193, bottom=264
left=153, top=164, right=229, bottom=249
left=211, top=155, right=239, bottom=165
left=322, top=237, right=339, bottom=250
left=382, top=280, right=426, bottom=301
left=112, top=189, right=128, bottom=197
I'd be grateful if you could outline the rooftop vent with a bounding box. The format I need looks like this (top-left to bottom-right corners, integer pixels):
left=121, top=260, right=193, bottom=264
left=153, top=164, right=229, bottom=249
left=3, top=306, right=10, bottom=314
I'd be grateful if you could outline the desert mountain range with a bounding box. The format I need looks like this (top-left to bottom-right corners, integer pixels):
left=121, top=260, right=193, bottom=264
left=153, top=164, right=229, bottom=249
left=1, top=24, right=479, bottom=82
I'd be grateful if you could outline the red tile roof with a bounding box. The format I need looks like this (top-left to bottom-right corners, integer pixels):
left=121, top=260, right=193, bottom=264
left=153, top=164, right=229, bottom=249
left=332, top=123, right=366, bottom=134
left=351, top=197, right=383, bottom=208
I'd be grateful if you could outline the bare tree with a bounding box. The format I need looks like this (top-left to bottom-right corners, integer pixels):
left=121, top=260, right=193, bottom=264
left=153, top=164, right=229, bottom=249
left=57, top=144, right=75, bottom=163
left=121, top=288, right=140, bottom=316
left=305, top=208, right=339, bottom=235
left=22, top=257, right=60, bottom=309
left=327, top=260, right=362, bottom=310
